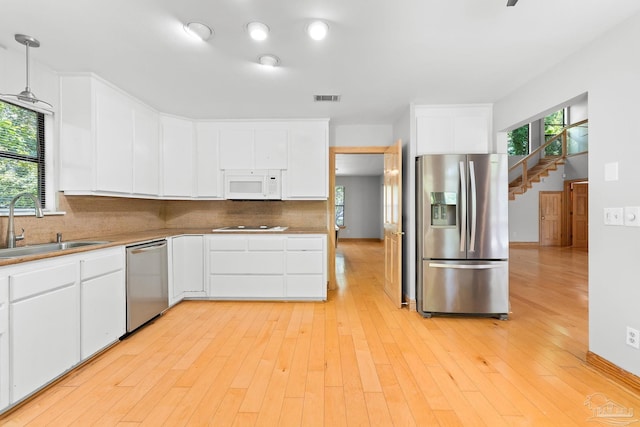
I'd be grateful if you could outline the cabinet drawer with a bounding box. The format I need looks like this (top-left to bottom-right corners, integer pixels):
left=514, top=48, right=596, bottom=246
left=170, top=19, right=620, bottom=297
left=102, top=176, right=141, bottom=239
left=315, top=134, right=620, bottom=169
left=248, top=237, right=285, bottom=251
left=81, top=250, right=123, bottom=280
left=9, top=262, right=77, bottom=302
left=286, top=237, right=324, bottom=251
left=210, top=252, right=284, bottom=275
left=209, top=237, right=247, bottom=251
left=286, top=252, right=323, bottom=274
left=209, top=275, right=284, bottom=298
left=286, top=275, right=325, bottom=298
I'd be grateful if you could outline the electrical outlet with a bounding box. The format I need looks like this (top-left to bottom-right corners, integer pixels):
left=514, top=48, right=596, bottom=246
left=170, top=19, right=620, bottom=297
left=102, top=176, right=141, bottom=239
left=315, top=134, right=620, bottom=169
left=626, top=326, right=640, bottom=349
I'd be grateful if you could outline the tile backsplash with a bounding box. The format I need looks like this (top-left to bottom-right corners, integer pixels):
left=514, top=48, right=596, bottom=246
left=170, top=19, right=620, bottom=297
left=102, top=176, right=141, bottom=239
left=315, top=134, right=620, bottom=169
left=0, top=193, right=328, bottom=246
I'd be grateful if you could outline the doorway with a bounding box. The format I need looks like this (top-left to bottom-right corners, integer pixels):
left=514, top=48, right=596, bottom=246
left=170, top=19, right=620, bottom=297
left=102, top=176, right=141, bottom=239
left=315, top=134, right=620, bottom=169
left=328, top=143, right=403, bottom=308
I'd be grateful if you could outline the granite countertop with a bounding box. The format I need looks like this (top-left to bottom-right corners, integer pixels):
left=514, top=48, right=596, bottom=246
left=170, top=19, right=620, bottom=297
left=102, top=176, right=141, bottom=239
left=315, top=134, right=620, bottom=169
left=0, top=227, right=329, bottom=267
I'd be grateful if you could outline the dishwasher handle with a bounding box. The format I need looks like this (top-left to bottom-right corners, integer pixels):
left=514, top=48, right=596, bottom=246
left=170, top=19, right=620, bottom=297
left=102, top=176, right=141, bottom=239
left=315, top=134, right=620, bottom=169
left=128, top=241, right=167, bottom=255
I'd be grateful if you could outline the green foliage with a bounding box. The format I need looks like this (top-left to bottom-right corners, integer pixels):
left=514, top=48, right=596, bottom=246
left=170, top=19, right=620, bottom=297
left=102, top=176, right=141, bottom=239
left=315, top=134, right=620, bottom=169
left=0, top=101, right=40, bottom=208
left=507, top=124, right=529, bottom=156
left=335, top=185, right=345, bottom=226
left=544, top=110, right=565, bottom=156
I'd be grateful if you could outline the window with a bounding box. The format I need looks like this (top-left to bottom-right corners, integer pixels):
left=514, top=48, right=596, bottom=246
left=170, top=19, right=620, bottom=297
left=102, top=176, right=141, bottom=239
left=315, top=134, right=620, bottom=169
left=0, top=100, right=45, bottom=209
left=544, top=109, right=566, bottom=156
left=507, top=124, right=530, bottom=155
left=335, top=185, right=345, bottom=226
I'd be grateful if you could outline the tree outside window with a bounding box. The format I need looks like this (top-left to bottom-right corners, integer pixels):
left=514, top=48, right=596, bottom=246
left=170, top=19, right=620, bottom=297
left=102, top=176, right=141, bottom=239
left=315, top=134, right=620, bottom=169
left=507, top=124, right=530, bottom=155
left=335, top=185, right=345, bottom=226
left=544, top=109, right=566, bottom=156
left=0, top=100, right=45, bottom=209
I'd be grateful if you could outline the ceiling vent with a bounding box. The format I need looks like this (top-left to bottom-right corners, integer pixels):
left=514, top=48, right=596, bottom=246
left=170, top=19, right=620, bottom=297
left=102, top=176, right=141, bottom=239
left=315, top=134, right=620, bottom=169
left=314, top=95, right=341, bottom=102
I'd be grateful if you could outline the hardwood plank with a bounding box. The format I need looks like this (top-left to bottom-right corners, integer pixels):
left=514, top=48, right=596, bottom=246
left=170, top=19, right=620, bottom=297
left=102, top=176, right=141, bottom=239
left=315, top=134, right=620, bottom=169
left=4, top=242, right=640, bottom=427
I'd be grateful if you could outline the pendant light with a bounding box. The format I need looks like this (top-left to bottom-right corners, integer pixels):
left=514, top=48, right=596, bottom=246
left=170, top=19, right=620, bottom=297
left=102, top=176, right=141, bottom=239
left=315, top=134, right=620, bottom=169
left=0, top=34, right=53, bottom=109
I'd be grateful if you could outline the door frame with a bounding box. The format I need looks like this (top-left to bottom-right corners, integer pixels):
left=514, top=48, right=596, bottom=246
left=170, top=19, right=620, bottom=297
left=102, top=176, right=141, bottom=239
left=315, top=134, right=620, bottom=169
left=328, top=146, right=388, bottom=290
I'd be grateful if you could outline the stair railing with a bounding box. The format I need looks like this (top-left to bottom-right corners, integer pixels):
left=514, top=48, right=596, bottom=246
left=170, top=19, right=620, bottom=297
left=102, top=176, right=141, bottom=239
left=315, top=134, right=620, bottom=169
left=508, top=119, right=588, bottom=194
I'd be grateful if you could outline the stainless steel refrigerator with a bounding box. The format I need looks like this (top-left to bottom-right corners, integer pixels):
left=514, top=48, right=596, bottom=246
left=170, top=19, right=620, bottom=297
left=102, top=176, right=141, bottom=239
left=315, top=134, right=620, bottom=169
left=416, top=154, right=509, bottom=319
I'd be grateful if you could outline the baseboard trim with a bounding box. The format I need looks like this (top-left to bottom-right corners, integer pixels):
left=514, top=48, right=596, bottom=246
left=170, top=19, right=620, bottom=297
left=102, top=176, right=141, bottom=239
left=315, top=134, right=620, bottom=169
left=404, top=296, right=416, bottom=312
left=337, top=238, right=384, bottom=242
left=586, top=351, right=640, bottom=393
left=509, top=241, right=539, bottom=247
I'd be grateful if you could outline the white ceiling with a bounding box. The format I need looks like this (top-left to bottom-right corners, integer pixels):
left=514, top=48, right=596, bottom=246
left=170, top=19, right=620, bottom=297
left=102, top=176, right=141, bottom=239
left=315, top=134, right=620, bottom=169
left=1, top=1, right=639, bottom=125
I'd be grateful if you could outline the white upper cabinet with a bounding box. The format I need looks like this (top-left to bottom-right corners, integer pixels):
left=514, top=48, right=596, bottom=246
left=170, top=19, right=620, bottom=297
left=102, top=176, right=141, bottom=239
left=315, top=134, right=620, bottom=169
left=218, top=124, right=288, bottom=170
left=415, top=104, right=492, bottom=155
left=161, top=115, right=194, bottom=197
left=59, top=74, right=327, bottom=200
left=195, top=123, right=222, bottom=198
left=283, top=121, right=329, bottom=199
left=255, top=129, right=288, bottom=170
left=60, top=74, right=160, bottom=196
left=132, top=103, right=160, bottom=196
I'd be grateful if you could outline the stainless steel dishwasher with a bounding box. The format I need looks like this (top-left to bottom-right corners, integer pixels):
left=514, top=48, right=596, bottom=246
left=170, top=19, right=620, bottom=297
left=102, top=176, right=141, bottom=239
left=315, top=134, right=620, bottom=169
left=126, top=239, right=168, bottom=333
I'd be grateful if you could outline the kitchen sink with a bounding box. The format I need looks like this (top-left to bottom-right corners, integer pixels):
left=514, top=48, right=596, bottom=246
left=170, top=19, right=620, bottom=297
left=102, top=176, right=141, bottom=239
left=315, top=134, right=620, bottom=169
left=0, top=241, right=111, bottom=258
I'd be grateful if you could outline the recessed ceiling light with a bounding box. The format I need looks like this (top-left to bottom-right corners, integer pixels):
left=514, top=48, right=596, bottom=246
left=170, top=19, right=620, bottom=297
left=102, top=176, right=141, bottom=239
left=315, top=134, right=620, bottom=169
left=247, top=22, right=270, bottom=41
left=183, top=22, right=213, bottom=41
left=258, top=54, right=280, bottom=67
left=307, top=20, right=329, bottom=41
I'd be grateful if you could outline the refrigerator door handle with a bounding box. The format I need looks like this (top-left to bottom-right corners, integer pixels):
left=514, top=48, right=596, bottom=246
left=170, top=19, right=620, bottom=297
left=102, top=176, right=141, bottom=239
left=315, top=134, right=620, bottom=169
left=428, top=263, right=503, bottom=270
left=459, top=161, right=466, bottom=253
left=469, top=160, right=477, bottom=253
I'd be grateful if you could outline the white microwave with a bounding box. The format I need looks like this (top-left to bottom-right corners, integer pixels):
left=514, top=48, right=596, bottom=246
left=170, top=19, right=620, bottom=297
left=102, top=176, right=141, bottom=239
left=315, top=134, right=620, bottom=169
left=223, top=169, right=282, bottom=200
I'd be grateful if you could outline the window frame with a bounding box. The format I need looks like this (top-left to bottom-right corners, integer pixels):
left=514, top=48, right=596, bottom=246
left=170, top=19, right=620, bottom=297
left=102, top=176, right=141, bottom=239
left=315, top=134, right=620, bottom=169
left=335, top=185, right=345, bottom=227
left=0, top=99, right=46, bottom=210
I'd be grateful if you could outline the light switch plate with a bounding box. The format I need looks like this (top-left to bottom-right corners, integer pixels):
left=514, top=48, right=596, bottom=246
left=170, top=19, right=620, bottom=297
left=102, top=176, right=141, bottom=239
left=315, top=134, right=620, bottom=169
left=624, top=207, right=640, bottom=227
left=604, top=207, right=624, bottom=225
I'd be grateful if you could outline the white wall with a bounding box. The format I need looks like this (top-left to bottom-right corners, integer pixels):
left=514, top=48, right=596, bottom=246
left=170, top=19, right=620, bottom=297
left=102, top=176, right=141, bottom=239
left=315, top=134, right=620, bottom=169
left=336, top=176, right=383, bottom=240
left=331, top=124, right=393, bottom=147
left=494, top=11, right=640, bottom=377
left=508, top=167, right=564, bottom=242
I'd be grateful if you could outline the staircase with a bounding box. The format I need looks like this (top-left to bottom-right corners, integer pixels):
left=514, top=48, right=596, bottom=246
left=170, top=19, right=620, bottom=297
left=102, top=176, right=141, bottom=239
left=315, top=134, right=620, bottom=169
left=508, top=156, right=564, bottom=200
left=508, top=119, right=588, bottom=200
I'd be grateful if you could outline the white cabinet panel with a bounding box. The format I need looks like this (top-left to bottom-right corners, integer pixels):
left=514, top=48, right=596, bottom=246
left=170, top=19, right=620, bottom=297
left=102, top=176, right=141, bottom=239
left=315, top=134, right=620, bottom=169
left=133, top=104, right=160, bottom=195
left=0, top=277, right=8, bottom=410
left=248, top=237, right=285, bottom=251
left=210, top=276, right=284, bottom=298
left=79, top=248, right=125, bottom=360
left=172, top=235, right=205, bottom=301
left=95, top=82, right=134, bottom=193
left=162, top=116, right=194, bottom=197
left=219, top=127, right=288, bottom=170
left=255, top=129, right=288, bottom=170
left=286, top=237, right=324, bottom=251
left=286, top=276, right=325, bottom=298
left=286, top=252, right=324, bottom=274
left=210, top=252, right=285, bottom=275
left=9, top=261, right=79, bottom=403
left=415, top=105, right=492, bottom=155
left=219, top=129, right=254, bottom=170
left=284, top=122, right=328, bottom=199
left=195, top=123, right=222, bottom=198
left=80, top=270, right=125, bottom=359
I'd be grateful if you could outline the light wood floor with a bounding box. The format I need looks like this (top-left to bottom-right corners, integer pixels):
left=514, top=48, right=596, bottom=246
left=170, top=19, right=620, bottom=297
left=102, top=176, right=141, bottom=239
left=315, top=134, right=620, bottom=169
left=2, top=241, right=640, bottom=426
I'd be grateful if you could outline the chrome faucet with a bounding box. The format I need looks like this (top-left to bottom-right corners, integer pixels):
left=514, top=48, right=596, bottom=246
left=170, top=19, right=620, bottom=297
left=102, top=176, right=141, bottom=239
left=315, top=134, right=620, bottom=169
left=6, top=192, right=44, bottom=248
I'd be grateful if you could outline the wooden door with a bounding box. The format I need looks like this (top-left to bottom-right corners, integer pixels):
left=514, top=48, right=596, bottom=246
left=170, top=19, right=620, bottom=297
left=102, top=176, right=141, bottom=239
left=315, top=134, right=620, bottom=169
left=539, top=191, right=563, bottom=246
left=383, top=140, right=403, bottom=308
left=572, top=183, right=589, bottom=248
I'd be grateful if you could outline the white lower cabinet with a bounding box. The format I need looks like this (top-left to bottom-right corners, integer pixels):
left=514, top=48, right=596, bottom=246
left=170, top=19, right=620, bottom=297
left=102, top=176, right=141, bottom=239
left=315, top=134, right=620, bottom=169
left=80, top=248, right=126, bottom=360
left=0, top=247, right=126, bottom=414
left=171, top=235, right=205, bottom=303
left=8, top=260, right=80, bottom=404
left=0, top=277, right=8, bottom=410
left=206, top=234, right=326, bottom=300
